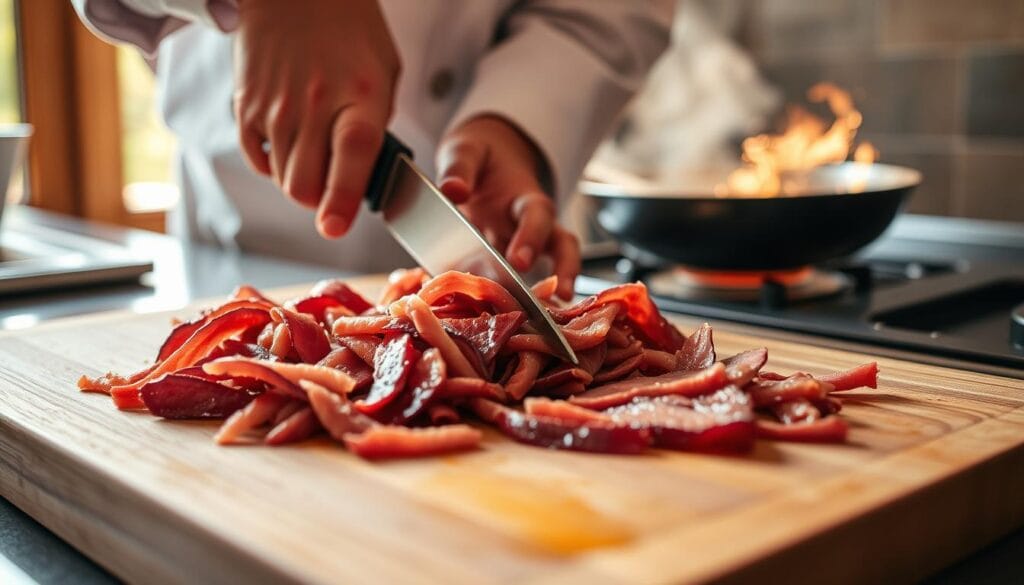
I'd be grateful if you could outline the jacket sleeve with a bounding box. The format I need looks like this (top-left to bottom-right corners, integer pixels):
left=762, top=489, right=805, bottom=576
left=444, top=0, right=674, bottom=201
left=71, top=0, right=238, bottom=55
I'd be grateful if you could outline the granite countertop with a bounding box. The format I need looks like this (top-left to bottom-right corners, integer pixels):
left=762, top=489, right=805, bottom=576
left=0, top=207, right=1021, bottom=584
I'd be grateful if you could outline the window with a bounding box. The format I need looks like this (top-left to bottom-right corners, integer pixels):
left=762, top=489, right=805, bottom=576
left=1, top=0, right=24, bottom=205
left=13, top=1, right=176, bottom=231
left=0, top=0, right=17, bottom=124
left=118, top=45, right=179, bottom=218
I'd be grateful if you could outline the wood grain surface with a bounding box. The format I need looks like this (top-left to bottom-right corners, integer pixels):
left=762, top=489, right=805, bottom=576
left=1, top=275, right=1023, bottom=585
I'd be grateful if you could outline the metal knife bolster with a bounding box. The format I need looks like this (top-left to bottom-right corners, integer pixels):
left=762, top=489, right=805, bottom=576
left=365, top=133, right=578, bottom=365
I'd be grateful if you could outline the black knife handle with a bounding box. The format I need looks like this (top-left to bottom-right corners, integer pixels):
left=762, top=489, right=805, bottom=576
left=365, top=132, right=414, bottom=212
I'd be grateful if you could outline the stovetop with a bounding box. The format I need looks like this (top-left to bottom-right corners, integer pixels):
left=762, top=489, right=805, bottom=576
left=577, top=215, right=1024, bottom=379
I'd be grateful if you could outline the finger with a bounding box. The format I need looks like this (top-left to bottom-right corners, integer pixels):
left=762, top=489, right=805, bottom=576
left=237, top=115, right=271, bottom=176
left=482, top=227, right=498, bottom=246
left=436, top=136, right=487, bottom=204
left=549, top=227, right=581, bottom=301
left=267, top=99, right=297, bottom=187
left=282, top=110, right=333, bottom=209
left=505, top=192, right=555, bottom=272
left=317, top=104, right=387, bottom=239
left=469, top=218, right=510, bottom=256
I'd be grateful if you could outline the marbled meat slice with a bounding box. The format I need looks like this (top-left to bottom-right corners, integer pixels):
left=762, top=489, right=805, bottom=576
left=355, top=333, right=417, bottom=414
left=570, top=363, right=729, bottom=410
left=504, top=351, right=546, bottom=400
left=343, top=424, right=482, bottom=459
left=110, top=307, right=272, bottom=409
left=756, top=417, right=849, bottom=443
left=204, top=357, right=355, bottom=399
left=372, top=348, right=447, bottom=424
left=674, top=322, right=715, bottom=371
left=417, top=271, right=522, bottom=314
left=304, top=381, right=378, bottom=441
left=377, top=267, right=429, bottom=305
left=819, top=362, right=878, bottom=391
left=471, top=399, right=650, bottom=454
left=157, top=299, right=274, bottom=362
left=215, top=392, right=290, bottom=444
left=140, top=374, right=256, bottom=419
left=523, top=397, right=612, bottom=424
left=604, top=386, right=755, bottom=453
left=271, top=307, right=331, bottom=363
left=745, top=373, right=831, bottom=408
left=317, top=347, right=373, bottom=391
left=440, top=311, right=526, bottom=363
left=308, top=279, right=375, bottom=314
left=265, top=407, right=320, bottom=445
left=548, top=282, right=684, bottom=352
left=721, top=348, right=768, bottom=386
left=559, top=303, right=620, bottom=350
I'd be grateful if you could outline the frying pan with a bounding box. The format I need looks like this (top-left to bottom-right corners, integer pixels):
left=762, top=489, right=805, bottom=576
left=579, top=162, right=921, bottom=271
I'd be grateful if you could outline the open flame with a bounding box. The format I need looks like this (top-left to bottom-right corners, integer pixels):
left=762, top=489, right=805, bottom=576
left=716, top=82, right=877, bottom=197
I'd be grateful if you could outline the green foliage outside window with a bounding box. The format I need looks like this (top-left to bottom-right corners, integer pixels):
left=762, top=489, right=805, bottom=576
left=0, top=0, right=20, bottom=124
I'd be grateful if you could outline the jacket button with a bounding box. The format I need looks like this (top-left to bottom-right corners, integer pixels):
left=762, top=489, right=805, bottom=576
left=429, top=69, right=455, bottom=100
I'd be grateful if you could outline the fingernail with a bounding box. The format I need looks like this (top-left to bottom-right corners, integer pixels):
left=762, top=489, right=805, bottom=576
left=319, top=214, right=347, bottom=239
left=517, top=246, right=534, bottom=268
left=439, top=177, right=470, bottom=202
left=439, top=176, right=464, bottom=190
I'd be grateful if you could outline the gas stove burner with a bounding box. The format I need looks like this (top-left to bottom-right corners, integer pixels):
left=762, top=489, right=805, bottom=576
left=1013, top=303, right=1024, bottom=350
left=577, top=214, right=1024, bottom=376
left=645, top=266, right=852, bottom=306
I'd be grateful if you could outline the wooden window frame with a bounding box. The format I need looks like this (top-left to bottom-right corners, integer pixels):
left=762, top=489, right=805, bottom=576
left=18, top=0, right=126, bottom=225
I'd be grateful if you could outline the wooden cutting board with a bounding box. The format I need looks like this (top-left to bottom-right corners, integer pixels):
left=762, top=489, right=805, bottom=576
left=2, top=275, right=1023, bottom=585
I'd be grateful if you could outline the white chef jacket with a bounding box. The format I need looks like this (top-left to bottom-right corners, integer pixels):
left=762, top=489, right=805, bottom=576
left=73, top=0, right=673, bottom=272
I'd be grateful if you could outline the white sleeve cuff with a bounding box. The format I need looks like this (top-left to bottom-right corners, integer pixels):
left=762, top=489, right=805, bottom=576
left=125, top=0, right=239, bottom=32
left=75, top=0, right=238, bottom=55
left=74, top=0, right=185, bottom=55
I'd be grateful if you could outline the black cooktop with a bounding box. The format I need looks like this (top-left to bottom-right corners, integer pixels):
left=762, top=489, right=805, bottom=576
left=577, top=215, right=1024, bottom=378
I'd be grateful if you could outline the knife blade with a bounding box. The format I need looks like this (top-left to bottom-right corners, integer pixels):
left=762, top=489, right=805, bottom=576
left=365, top=133, right=578, bottom=365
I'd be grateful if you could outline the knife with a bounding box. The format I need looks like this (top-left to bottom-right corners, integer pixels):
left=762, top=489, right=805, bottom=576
left=365, top=133, right=578, bottom=365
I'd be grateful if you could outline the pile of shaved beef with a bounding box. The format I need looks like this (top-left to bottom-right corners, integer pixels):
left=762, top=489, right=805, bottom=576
left=79, top=269, right=877, bottom=459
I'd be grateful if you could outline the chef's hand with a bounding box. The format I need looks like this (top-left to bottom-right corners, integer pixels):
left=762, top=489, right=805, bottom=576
left=436, top=115, right=581, bottom=300
left=233, top=0, right=400, bottom=239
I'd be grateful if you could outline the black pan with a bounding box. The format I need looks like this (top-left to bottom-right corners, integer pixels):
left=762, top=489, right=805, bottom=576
left=579, top=162, right=921, bottom=271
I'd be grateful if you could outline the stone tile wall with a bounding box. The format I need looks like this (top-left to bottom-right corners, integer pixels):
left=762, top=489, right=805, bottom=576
left=737, top=0, right=1024, bottom=221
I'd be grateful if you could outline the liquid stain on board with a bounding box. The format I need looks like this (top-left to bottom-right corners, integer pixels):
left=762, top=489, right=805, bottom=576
left=424, top=468, right=634, bottom=555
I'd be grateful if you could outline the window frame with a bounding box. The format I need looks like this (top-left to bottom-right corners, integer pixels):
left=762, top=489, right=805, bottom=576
left=18, top=0, right=126, bottom=225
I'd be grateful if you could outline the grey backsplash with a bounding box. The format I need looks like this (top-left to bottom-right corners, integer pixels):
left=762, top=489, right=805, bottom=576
left=573, top=0, right=1024, bottom=232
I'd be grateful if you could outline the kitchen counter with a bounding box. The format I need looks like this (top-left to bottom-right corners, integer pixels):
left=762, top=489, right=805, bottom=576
left=1, top=208, right=1022, bottom=584
left=0, top=206, right=347, bottom=327
left=0, top=207, right=342, bottom=584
